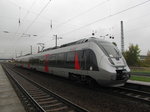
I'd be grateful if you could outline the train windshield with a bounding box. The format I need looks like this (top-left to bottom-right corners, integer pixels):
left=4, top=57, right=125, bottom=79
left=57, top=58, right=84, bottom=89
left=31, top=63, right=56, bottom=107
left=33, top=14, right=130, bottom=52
left=97, top=42, right=121, bottom=58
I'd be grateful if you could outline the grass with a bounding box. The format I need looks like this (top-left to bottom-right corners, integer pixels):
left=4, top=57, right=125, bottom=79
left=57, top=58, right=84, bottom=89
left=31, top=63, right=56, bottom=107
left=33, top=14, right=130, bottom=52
left=132, top=71, right=150, bottom=74
left=130, top=67, right=150, bottom=74
left=130, top=75, right=150, bottom=82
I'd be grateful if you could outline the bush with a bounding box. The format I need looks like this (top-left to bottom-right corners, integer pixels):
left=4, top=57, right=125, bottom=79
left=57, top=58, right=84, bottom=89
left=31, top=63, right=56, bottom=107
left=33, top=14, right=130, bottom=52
left=123, top=44, right=140, bottom=66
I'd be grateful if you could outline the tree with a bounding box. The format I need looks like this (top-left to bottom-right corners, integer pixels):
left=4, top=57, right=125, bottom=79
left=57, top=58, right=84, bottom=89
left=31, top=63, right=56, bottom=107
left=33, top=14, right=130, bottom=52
left=144, top=50, right=150, bottom=66
left=147, top=50, right=150, bottom=56
left=123, top=44, right=140, bottom=66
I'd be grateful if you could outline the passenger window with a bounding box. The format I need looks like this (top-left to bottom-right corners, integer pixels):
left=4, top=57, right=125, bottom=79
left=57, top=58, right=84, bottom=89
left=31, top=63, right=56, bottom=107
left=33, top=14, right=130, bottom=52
left=66, top=52, right=75, bottom=68
left=57, top=53, right=65, bottom=67
left=49, top=54, right=56, bottom=66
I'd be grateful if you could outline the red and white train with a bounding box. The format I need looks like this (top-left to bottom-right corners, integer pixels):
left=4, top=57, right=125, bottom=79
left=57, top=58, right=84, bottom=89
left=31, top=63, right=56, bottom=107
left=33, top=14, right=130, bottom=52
left=15, top=37, right=130, bottom=87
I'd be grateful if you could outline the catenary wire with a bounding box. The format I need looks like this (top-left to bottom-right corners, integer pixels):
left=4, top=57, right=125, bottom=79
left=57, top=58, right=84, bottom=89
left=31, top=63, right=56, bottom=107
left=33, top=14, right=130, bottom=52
left=59, top=0, right=150, bottom=36
left=23, top=0, right=52, bottom=34
left=54, top=0, right=109, bottom=29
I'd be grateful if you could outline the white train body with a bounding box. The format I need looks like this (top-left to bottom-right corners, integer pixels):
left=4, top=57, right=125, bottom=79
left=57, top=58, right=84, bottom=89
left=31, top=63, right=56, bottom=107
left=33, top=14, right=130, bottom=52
left=15, top=37, right=130, bottom=87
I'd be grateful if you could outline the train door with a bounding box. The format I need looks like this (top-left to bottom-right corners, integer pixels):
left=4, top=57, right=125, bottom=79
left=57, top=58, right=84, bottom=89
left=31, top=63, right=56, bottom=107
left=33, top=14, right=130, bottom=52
left=80, top=50, right=86, bottom=70
left=84, top=49, right=98, bottom=71
left=84, top=50, right=90, bottom=70
left=78, top=50, right=88, bottom=75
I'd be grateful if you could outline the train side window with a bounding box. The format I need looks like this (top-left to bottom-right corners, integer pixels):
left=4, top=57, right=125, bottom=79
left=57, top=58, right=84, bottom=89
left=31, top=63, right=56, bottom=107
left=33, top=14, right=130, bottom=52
left=66, top=51, right=75, bottom=69
left=29, top=58, right=36, bottom=65
left=64, top=53, right=67, bottom=68
left=39, top=56, right=44, bottom=65
left=57, top=53, right=65, bottom=67
left=49, top=54, right=56, bottom=67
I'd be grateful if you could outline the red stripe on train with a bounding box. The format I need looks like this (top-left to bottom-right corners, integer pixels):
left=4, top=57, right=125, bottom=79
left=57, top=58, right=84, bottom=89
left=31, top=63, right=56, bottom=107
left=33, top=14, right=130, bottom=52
left=28, top=64, right=30, bottom=68
left=44, top=54, right=49, bottom=72
left=75, top=53, right=80, bottom=70
left=44, top=66, right=49, bottom=72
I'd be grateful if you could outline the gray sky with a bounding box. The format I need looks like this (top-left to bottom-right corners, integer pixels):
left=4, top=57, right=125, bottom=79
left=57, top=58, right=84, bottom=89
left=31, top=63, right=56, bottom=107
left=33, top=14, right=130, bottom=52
left=0, top=0, right=150, bottom=58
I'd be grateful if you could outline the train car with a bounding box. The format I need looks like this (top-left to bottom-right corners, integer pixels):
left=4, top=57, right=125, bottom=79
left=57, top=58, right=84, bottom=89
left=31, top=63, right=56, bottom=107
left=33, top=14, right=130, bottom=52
left=15, top=37, right=130, bottom=87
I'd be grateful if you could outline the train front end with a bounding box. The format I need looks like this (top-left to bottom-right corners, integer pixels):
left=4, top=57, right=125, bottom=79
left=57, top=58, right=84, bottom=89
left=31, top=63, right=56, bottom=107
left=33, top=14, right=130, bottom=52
left=95, top=40, right=130, bottom=87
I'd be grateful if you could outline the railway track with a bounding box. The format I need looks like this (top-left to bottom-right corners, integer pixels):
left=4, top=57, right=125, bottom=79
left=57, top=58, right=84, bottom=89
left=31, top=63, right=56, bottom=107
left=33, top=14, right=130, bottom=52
left=2, top=63, right=150, bottom=112
left=2, top=64, right=89, bottom=112
left=111, top=85, right=150, bottom=105
left=125, top=81, right=150, bottom=92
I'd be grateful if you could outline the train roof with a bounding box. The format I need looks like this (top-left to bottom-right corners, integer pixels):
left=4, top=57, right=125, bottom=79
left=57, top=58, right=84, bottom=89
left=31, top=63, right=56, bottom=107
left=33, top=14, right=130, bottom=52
left=15, top=37, right=109, bottom=59
left=43, top=37, right=108, bottom=51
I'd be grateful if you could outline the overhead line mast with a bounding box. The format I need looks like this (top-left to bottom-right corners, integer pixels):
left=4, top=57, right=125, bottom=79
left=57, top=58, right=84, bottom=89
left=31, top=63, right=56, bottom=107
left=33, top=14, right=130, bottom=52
left=121, top=21, right=124, bottom=53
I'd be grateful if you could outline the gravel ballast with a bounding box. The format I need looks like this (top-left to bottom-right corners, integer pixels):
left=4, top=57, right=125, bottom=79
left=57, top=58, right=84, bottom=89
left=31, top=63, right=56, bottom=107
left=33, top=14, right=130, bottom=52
left=11, top=66, right=150, bottom=112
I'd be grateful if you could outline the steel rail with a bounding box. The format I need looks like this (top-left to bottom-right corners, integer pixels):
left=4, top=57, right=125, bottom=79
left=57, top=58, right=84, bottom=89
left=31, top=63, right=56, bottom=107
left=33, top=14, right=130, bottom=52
left=2, top=64, right=47, bottom=112
left=2, top=64, right=89, bottom=112
left=125, top=82, right=150, bottom=92
left=112, top=86, right=150, bottom=105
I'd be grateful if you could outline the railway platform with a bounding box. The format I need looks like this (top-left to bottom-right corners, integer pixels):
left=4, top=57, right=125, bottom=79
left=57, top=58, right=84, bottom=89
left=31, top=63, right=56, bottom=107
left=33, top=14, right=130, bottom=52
left=0, top=64, right=25, bottom=112
left=127, top=80, right=150, bottom=86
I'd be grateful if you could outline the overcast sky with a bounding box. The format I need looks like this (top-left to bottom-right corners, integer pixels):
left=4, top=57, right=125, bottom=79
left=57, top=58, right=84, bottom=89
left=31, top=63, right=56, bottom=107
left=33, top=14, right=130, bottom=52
left=0, top=0, right=150, bottom=58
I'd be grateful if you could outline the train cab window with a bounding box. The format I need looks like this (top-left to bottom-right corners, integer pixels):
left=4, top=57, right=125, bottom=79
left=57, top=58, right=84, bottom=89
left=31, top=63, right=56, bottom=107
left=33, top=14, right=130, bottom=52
left=97, top=41, right=121, bottom=58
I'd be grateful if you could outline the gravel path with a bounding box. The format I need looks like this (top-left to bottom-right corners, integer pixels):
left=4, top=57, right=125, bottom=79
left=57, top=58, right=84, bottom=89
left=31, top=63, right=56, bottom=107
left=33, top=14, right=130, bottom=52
left=11, top=66, right=150, bottom=112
